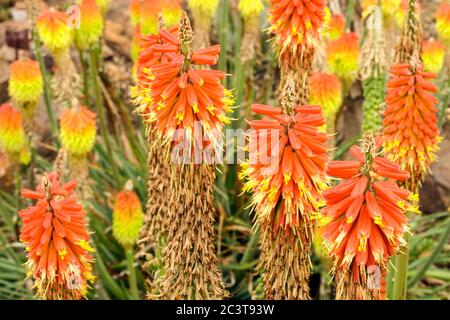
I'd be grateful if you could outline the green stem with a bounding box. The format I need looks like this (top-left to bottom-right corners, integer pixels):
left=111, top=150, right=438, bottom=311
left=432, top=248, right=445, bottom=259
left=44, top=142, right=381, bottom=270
left=78, top=48, right=90, bottom=105
left=125, top=247, right=139, bottom=300
left=32, top=30, right=58, bottom=140
left=218, top=0, right=230, bottom=81
left=407, top=217, right=450, bottom=288
left=94, top=250, right=127, bottom=299
left=88, top=47, right=120, bottom=184
left=392, top=235, right=410, bottom=300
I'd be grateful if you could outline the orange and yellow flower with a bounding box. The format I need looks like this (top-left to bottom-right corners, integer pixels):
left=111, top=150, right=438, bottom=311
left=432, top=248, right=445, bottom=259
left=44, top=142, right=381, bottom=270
left=112, top=190, right=144, bottom=248
left=268, top=0, right=326, bottom=58
left=129, top=0, right=141, bottom=27
left=36, top=9, right=73, bottom=54
left=309, top=72, right=342, bottom=123
left=59, top=106, right=97, bottom=157
left=383, top=63, right=440, bottom=190
left=135, top=25, right=233, bottom=150
left=19, top=173, right=95, bottom=299
left=321, top=141, right=411, bottom=299
left=422, top=39, right=446, bottom=73
left=436, top=1, right=450, bottom=45
left=326, top=32, right=359, bottom=83
left=75, top=0, right=104, bottom=49
left=8, top=59, right=43, bottom=109
left=241, top=103, right=328, bottom=234
left=140, top=0, right=181, bottom=35
left=0, top=103, right=26, bottom=155
left=326, top=14, right=345, bottom=40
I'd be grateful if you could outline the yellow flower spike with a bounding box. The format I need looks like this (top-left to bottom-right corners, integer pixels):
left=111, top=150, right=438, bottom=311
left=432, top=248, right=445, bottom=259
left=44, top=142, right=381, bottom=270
left=422, top=39, right=446, bottom=73
left=112, top=188, right=144, bottom=248
left=238, top=0, right=264, bottom=21
left=326, top=32, right=360, bottom=83
left=36, top=9, right=73, bottom=54
left=188, top=0, right=219, bottom=20
left=59, top=106, right=97, bottom=157
left=309, top=72, right=342, bottom=123
left=437, top=1, right=450, bottom=45
left=8, top=59, right=43, bottom=110
left=75, top=0, right=104, bottom=49
left=0, top=103, right=26, bottom=156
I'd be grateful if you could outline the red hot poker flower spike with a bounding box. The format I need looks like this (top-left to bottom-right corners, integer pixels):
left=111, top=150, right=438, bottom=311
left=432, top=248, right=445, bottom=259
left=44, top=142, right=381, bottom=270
left=383, top=63, right=440, bottom=191
left=321, top=134, right=412, bottom=299
left=19, top=172, right=94, bottom=300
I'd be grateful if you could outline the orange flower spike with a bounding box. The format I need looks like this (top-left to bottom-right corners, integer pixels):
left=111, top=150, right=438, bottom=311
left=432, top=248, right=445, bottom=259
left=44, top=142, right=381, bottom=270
left=422, top=39, right=446, bottom=73
left=383, top=63, right=440, bottom=189
left=241, top=81, right=329, bottom=232
left=37, top=9, right=73, bottom=54
left=8, top=59, right=43, bottom=109
left=59, top=106, right=97, bottom=157
left=142, top=13, right=233, bottom=150
left=75, top=0, right=104, bottom=49
left=436, top=1, right=450, bottom=45
left=19, top=173, right=94, bottom=300
left=321, top=133, right=410, bottom=298
left=0, top=103, right=26, bottom=155
left=268, top=0, right=326, bottom=57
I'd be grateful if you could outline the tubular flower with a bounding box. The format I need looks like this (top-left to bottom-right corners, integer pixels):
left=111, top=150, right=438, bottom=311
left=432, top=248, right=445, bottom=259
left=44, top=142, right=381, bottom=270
left=321, top=140, right=411, bottom=300
left=238, top=0, right=264, bottom=21
left=383, top=63, right=440, bottom=190
left=36, top=9, right=73, bottom=54
left=8, top=59, right=43, bottom=110
left=0, top=103, right=26, bottom=155
left=326, top=14, right=345, bottom=40
left=112, top=190, right=144, bottom=248
left=19, top=173, right=95, bottom=300
left=241, top=103, right=328, bottom=234
left=140, top=0, right=181, bottom=36
left=268, top=0, right=326, bottom=58
left=132, top=26, right=180, bottom=120
left=59, top=106, right=97, bottom=157
left=422, top=39, right=446, bottom=73
left=75, top=0, right=104, bottom=49
left=137, top=24, right=232, bottom=151
left=309, top=72, right=342, bottom=129
left=436, top=1, right=450, bottom=45
left=327, top=32, right=360, bottom=83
